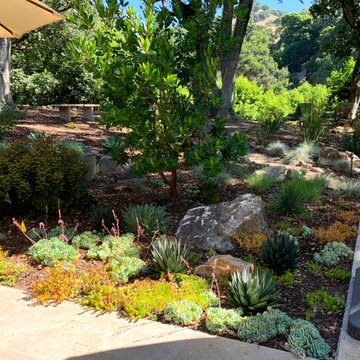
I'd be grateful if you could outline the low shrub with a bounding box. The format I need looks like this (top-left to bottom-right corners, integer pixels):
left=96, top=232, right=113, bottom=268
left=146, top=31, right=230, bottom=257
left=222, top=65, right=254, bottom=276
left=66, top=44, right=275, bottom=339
left=92, top=206, right=117, bottom=232
left=313, top=242, right=353, bottom=266
left=246, top=173, right=274, bottom=191
left=233, top=232, right=267, bottom=255
left=343, top=124, right=360, bottom=156
left=0, top=105, right=26, bottom=139
left=150, top=236, right=189, bottom=275
left=199, top=180, right=222, bottom=204
left=337, top=210, right=358, bottom=225
left=28, top=238, right=79, bottom=266
left=227, top=268, right=280, bottom=312
left=164, top=300, right=202, bottom=325
left=0, top=138, right=88, bottom=214
left=122, top=204, right=172, bottom=236
left=324, top=265, right=351, bottom=280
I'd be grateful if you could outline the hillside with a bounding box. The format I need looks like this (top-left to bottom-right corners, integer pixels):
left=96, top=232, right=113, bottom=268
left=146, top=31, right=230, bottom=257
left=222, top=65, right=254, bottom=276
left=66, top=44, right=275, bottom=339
left=251, top=0, right=286, bottom=29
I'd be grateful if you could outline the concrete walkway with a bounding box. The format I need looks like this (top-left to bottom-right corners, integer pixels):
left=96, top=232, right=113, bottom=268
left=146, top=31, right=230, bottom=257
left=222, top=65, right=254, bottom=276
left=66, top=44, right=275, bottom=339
left=0, top=286, right=299, bottom=360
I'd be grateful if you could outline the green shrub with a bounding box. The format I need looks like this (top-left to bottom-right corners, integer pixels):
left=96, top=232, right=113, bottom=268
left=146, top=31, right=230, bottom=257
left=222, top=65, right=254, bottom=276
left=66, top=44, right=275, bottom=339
left=237, top=307, right=292, bottom=343
left=0, top=138, right=88, bottom=214
left=164, top=300, right=202, bottom=325
left=278, top=270, right=297, bottom=287
left=0, top=105, right=26, bottom=139
left=57, top=140, right=91, bottom=160
left=227, top=268, right=280, bottom=312
left=205, top=307, right=244, bottom=334
left=92, top=206, right=117, bottom=232
left=102, top=136, right=127, bottom=164
left=0, top=140, right=9, bottom=152
left=199, top=180, right=222, bottom=204
left=246, top=173, right=274, bottom=191
left=71, top=231, right=101, bottom=249
left=261, top=233, right=300, bottom=273
left=28, top=132, right=46, bottom=143
left=28, top=237, right=79, bottom=266
left=344, top=124, right=360, bottom=156
left=314, top=242, right=353, bottom=266
left=122, top=204, right=172, bottom=236
left=298, top=106, right=328, bottom=143
left=287, top=319, right=331, bottom=360
left=150, top=237, right=189, bottom=275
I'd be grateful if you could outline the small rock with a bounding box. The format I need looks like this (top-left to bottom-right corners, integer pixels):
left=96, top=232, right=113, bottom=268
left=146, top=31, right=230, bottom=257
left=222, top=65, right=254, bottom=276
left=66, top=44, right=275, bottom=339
left=194, top=255, right=254, bottom=278
left=99, top=155, right=127, bottom=175
left=318, top=147, right=348, bottom=166
left=255, top=165, right=286, bottom=181
left=114, top=178, right=152, bottom=193
left=256, top=145, right=266, bottom=154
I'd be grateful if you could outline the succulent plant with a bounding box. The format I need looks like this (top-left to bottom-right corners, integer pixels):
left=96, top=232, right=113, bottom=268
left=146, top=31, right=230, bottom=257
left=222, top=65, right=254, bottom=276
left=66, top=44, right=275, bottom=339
left=71, top=231, right=101, bottom=250
left=122, top=204, right=172, bottom=236
left=287, top=319, right=330, bottom=360
left=227, top=268, right=280, bottom=312
left=237, top=307, right=292, bottom=343
left=205, top=307, right=244, bottom=334
left=108, top=255, right=146, bottom=283
left=261, top=232, right=300, bottom=273
left=164, top=300, right=202, bottom=325
left=150, top=236, right=189, bottom=275
left=314, top=241, right=353, bottom=266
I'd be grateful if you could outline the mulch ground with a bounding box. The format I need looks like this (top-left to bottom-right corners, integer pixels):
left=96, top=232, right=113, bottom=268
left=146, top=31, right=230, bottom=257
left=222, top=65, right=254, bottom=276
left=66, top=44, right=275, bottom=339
left=0, top=106, right=359, bottom=356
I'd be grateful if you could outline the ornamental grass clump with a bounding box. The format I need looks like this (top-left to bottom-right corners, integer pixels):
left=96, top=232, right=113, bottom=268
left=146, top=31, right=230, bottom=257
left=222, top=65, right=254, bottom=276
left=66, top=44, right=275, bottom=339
left=266, top=141, right=289, bottom=157
left=205, top=307, right=244, bottom=334
left=286, top=319, right=331, bottom=360
left=261, top=233, right=300, bottom=274
left=164, top=300, right=202, bottom=325
left=227, top=268, right=280, bottom=312
left=28, top=237, right=79, bottom=266
left=246, top=173, right=274, bottom=191
left=150, top=236, right=189, bottom=275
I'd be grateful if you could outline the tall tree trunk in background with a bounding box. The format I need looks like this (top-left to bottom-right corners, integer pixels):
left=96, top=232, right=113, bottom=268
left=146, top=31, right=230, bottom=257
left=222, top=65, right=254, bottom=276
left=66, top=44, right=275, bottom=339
left=349, top=56, right=360, bottom=121
left=216, top=0, right=254, bottom=119
left=0, top=38, right=13, bottom=111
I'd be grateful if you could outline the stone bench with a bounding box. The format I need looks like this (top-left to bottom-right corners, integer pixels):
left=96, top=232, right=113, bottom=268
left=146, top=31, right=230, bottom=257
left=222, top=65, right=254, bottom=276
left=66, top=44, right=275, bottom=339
left=50, top=104, right=100, bottom=122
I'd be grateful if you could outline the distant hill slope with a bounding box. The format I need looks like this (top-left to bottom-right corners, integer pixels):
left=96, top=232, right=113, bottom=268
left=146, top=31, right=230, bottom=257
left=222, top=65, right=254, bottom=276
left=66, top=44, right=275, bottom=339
left=251, top=0, right=287, bottom=29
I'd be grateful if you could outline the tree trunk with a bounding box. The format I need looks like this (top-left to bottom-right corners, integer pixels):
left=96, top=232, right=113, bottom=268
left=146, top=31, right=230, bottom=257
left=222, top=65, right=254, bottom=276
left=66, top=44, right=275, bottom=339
left=0, top=38, right=13, bottom=111
left=348, top=56, right=360, bottom=121
left=216, top=0, right=254, bottom=119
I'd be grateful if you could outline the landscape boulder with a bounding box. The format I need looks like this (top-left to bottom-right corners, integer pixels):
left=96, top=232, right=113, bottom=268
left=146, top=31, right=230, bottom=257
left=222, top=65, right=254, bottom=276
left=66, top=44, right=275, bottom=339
left=99, top=155, right=125, bottom=175
left=255, top=165, right=286, bottom=181
left=318, top=147, right=348, bottom=167
left=114, top=177, right=152, bottom=193
left=194, top=255, right=254, bottom=278
left=176, top=194, right=269, bottom=253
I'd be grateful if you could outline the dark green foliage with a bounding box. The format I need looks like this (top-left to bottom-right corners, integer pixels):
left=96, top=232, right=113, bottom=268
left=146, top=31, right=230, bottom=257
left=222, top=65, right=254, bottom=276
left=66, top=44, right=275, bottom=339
left=0, top=106, right=26, bottom=139
left=150, top=237, right=189, bottom=275
left=269, top=172, right=325, bottom=217
left=344, top=124, right=360, bottom=156
left=57, top=141, right=91, bottom=160
left=324, top=265, right=351, bottom=280
left=200, top=180, right=222, bottom=204
left=92, top=206, right=117, bottom=232
left=102, top=136, right=127, bottom=164
left=227, top=268, right=280, bottom=312
left=28, top=132, right=46, bottom=143
left=0, top=138, right=88, bottom=214
left=261, top=233, right=300, bottom=273
left=122, top=204, right=172, bottom=237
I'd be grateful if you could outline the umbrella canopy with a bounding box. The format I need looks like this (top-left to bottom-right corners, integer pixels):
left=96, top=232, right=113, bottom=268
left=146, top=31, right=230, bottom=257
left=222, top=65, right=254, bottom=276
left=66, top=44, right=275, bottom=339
left=0, top=0, right=64, bottom=38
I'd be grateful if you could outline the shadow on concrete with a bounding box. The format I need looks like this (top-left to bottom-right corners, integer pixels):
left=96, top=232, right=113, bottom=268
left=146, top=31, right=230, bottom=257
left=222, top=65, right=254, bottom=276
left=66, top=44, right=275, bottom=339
left=66, top=337, right=291, bottom=360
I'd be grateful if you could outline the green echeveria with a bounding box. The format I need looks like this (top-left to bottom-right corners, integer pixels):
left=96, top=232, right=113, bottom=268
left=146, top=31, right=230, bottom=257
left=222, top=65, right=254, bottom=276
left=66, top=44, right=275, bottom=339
left=205, top=307, right=244, bottom=334
left=314, top=242, right=353, bottom=266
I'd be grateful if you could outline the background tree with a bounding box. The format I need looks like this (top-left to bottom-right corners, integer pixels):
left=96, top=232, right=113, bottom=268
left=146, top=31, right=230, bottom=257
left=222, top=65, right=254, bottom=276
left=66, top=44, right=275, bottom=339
left=311, top=0, right=360, bottom=120
left=70, top=0, right=248, bottom=199
left=0, top=38, right=13, bottom=110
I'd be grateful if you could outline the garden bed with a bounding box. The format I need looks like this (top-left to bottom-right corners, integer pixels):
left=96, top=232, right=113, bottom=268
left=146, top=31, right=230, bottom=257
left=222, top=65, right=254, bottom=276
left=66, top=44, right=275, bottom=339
left=1, top=108, right=360, bottom=359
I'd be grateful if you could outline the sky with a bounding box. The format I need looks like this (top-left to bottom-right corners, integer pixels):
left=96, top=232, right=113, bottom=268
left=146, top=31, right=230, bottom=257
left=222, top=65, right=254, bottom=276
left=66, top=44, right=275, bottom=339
left=127, top=0, right=314, bottom=15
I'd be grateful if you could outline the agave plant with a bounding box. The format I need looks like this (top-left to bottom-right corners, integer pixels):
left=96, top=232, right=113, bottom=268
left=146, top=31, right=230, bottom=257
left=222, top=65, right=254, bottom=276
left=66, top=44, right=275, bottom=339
left=150, top=236, right=188, bottom=275
left=227, top=268, right=280, bottom=312
left=261, top=232, right=300, bottom=273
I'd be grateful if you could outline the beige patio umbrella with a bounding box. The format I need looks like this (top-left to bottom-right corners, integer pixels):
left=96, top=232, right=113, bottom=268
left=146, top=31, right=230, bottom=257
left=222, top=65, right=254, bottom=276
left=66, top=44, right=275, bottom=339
left=0, top=0, right=64, bottom=38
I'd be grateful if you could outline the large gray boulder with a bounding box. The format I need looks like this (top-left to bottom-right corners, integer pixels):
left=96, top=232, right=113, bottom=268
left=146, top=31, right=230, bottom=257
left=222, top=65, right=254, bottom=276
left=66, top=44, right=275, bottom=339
left=176, top=194, right=269, bottom=253
left=255, top=165, right=286, bottom=181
